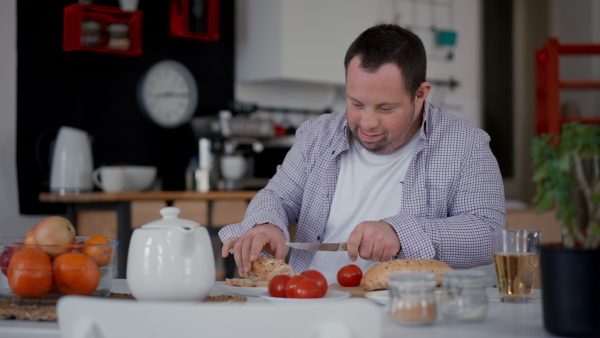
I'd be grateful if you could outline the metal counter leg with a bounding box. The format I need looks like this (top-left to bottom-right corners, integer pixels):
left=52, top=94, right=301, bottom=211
left=116, top=202, right=132, bottom=279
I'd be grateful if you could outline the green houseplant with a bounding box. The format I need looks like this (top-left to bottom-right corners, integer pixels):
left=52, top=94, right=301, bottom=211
left=532, top=121, right=600, bottom=248
left=531, top=121, right=600, bottom=337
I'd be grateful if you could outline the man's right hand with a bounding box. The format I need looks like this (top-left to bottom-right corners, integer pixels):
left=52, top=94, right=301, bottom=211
left=221, top=223, right=288, bottom=274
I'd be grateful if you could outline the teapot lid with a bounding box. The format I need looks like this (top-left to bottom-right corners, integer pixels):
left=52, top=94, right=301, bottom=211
left=141, top=207, right=200, bottom=229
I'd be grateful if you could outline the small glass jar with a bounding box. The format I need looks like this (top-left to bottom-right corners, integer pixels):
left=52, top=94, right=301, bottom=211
left=106, top=23, right=131, bottom=51
left=387, top=273, right=437, bottom=325
left=81, top=20, right=101, bottom=46
left=439, top=270, right=489, bottom=322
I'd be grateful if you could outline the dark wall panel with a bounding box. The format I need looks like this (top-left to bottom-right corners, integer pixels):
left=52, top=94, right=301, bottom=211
left=17, top=0, right=234, bottom=214
left=483, top=0, right=513, bottom=178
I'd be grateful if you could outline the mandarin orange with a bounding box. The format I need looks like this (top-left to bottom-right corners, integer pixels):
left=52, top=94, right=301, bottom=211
left=7, top=249, right=53, bottom=298
left=82, top=236, right=112, bottom=267
left=52, top=252, right=100, bottom=295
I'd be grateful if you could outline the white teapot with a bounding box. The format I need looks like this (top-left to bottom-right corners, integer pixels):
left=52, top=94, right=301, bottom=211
left=127, top=207, right=215, bottom=302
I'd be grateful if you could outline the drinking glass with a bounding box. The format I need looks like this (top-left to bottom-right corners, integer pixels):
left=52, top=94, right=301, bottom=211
left=491, top=230, right=541, bottom=303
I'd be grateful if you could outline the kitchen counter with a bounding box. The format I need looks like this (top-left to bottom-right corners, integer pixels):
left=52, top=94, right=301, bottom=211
left=39, top=191, right=258, bottom=278
left=39, top=190, right=258, bottom=203
left=0, top=280, right=553, bottom=338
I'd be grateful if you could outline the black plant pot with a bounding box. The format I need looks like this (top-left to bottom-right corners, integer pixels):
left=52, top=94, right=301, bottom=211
left=541, top=245, right=600, bottom=337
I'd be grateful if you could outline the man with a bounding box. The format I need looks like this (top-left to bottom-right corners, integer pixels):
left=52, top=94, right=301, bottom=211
left=219, top=24, right=505, bottom=283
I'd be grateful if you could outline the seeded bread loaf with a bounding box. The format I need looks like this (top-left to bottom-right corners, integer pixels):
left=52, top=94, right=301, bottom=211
left=240, top=256, right=294, bottom=282
left=360, top=259, right=453, bottom=291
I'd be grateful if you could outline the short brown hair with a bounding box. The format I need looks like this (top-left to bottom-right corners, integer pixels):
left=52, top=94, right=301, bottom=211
left=344, top=24, right=427, bottom=100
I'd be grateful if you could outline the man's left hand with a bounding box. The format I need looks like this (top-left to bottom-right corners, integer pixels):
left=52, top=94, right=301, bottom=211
left=347, top=221, right=401, bottom=262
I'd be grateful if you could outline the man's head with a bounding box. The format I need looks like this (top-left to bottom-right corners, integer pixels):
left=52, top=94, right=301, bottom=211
left=344, top=24, right=430, bottom=155
left=344, top=24, right=427, bottom=101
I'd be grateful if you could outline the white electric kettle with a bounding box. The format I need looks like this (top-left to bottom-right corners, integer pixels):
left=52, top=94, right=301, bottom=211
left=49, top=126, right=94, bottom=194
left=127, top=207, right=215, bottom=302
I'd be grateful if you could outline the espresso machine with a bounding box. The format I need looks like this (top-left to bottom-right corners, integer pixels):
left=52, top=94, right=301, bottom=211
left=191, top=110, right=294, bottom=191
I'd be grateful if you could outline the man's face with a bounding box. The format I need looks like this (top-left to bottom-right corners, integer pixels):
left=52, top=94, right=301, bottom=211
left=346, top=56, right=424, bottom=154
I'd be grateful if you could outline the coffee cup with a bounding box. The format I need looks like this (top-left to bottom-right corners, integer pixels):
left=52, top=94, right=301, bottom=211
left=92, top=166, right=126, bottom=193
left=220, top=155, right=247, bottom=180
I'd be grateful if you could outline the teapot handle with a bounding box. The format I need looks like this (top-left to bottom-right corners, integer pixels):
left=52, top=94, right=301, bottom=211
left=34, top=127, right=60, bottom=178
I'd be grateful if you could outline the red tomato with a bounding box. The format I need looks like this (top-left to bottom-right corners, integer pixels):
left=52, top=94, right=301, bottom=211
left=294, top=278, right=322, bottom=298
left=300, top=270, right=328, bottom=297
left=285, top=275, right=308, bottom=298
left=268, top=275, right=291, bottom=298
left=337, top=264, right=363, bottom=287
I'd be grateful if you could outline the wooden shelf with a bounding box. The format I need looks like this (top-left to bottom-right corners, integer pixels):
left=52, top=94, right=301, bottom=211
left=39, top=190, right=258, bottom=203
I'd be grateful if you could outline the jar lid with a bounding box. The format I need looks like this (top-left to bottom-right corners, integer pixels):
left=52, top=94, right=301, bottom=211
left=388, top=273, right=437, bottom=289
left=442, top=270, right=488, bottom=287
left=82, top=20, right=101, bottom=30
left=141, top=207, right=200, bottom=229
left=107, top=23, right=130, bottom=34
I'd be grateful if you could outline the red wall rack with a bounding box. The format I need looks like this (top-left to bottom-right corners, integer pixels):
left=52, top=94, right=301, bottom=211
left=63, top=3, right=143, bottom=57
left=536, top=38, right=600, bottom=136
left=169, top=0, right=220, bottom=42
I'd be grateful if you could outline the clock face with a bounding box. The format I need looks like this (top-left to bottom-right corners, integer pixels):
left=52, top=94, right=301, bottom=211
left=138, top=60, right=198, bottom=128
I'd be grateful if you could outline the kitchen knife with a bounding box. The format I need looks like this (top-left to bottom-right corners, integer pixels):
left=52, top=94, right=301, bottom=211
left=286, top=242, right=347, bottom=251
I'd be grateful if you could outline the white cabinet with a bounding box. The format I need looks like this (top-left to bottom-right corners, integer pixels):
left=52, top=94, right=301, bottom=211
left=235, top=0, right=379, bottom=86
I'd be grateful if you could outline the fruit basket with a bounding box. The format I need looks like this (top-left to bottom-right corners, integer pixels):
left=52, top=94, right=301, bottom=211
left=0, top=236, right=118, bottom=305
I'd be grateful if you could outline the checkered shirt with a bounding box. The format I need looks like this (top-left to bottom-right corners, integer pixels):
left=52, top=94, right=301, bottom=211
left=219, top=101, right=506, bottom=273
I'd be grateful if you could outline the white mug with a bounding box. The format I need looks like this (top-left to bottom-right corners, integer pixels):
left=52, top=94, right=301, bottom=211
left=118, top=0, right=139, bottom=12
left=220, top=155, right=247, bottom=180
left=92, top=166, right=126, bottom=192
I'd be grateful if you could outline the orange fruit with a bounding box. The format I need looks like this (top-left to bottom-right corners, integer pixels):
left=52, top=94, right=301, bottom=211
left=7, top=249, right=53, bottom=298
left=52, top=252, right=100, bottom=295
left=82, top=236, right=113, bottom=267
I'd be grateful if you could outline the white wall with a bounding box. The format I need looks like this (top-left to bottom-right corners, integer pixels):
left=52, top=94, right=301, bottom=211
left=0, top=0, right=46, bottom=236
left=236, top=0, right=483, bottom=128
left=551, top=0, right=600, bottom=118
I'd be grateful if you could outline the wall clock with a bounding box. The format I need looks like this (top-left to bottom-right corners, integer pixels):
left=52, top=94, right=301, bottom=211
left=137, top=59, right=198, bottom=128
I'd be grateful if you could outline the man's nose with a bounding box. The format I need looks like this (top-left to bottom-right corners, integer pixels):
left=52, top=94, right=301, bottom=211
left=361, top=109, right=379, bottom=130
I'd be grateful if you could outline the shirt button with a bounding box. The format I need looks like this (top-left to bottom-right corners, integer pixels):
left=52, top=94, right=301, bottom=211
left=317, top=236, right=321, bottom=241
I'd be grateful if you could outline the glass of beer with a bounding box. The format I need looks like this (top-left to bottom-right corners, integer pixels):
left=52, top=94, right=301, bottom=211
left=491, top=230, right=541, bottom=303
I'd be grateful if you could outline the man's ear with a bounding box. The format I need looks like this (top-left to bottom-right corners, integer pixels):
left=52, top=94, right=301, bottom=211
left=415, top=82, right=432, bottom=103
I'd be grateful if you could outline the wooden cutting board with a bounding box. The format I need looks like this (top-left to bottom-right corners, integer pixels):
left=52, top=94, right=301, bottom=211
left=328, top=283, right=370, bottom=298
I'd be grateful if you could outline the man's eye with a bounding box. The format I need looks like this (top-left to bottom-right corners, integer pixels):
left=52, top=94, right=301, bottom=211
left=380, top=107, right=392, bottom=112
left=352, top=102, right=363, bottom=108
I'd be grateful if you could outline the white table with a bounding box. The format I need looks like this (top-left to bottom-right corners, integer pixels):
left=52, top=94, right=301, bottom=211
left=0, top=280, right=553, bottom=338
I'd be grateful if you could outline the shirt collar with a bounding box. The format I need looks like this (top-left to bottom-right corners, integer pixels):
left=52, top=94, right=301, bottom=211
left=419, top=100, right=431, bottom=140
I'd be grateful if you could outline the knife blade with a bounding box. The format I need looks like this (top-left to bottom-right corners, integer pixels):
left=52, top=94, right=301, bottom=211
left=286, top=242, right=347, bottom=251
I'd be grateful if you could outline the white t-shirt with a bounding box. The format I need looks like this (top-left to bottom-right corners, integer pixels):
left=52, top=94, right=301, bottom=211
left=308, top=133, right=419, bottom=284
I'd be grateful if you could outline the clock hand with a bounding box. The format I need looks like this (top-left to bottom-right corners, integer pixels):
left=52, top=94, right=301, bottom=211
left=153, top=92, right=189, bottom=98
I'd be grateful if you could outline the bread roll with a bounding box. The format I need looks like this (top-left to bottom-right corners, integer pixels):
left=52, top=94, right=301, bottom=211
left=360, top=259, right=453, bottom=291
left=225, top=278, right=257, bottom=287
left=240, top=256, right=294, bottom=282
left=225, top=278, right=270, bottom=287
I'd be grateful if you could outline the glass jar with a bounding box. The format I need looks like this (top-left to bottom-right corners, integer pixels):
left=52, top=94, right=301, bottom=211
left=439, top=270, right=489, bottom=322
left=387, top=273, right=437, bottom=325
left=81, top=20, right=101, bottom=46
left=106, top=23, right=131, bottom=51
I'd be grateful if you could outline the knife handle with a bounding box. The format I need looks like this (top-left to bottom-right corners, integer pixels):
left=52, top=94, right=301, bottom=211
left=339, top=243, right=347, bottom=251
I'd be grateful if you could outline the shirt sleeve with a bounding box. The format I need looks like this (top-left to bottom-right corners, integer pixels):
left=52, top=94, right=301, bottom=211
left=382, top=130, right=506, bottom=269
left=218, top=120, right=313, bottom=244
